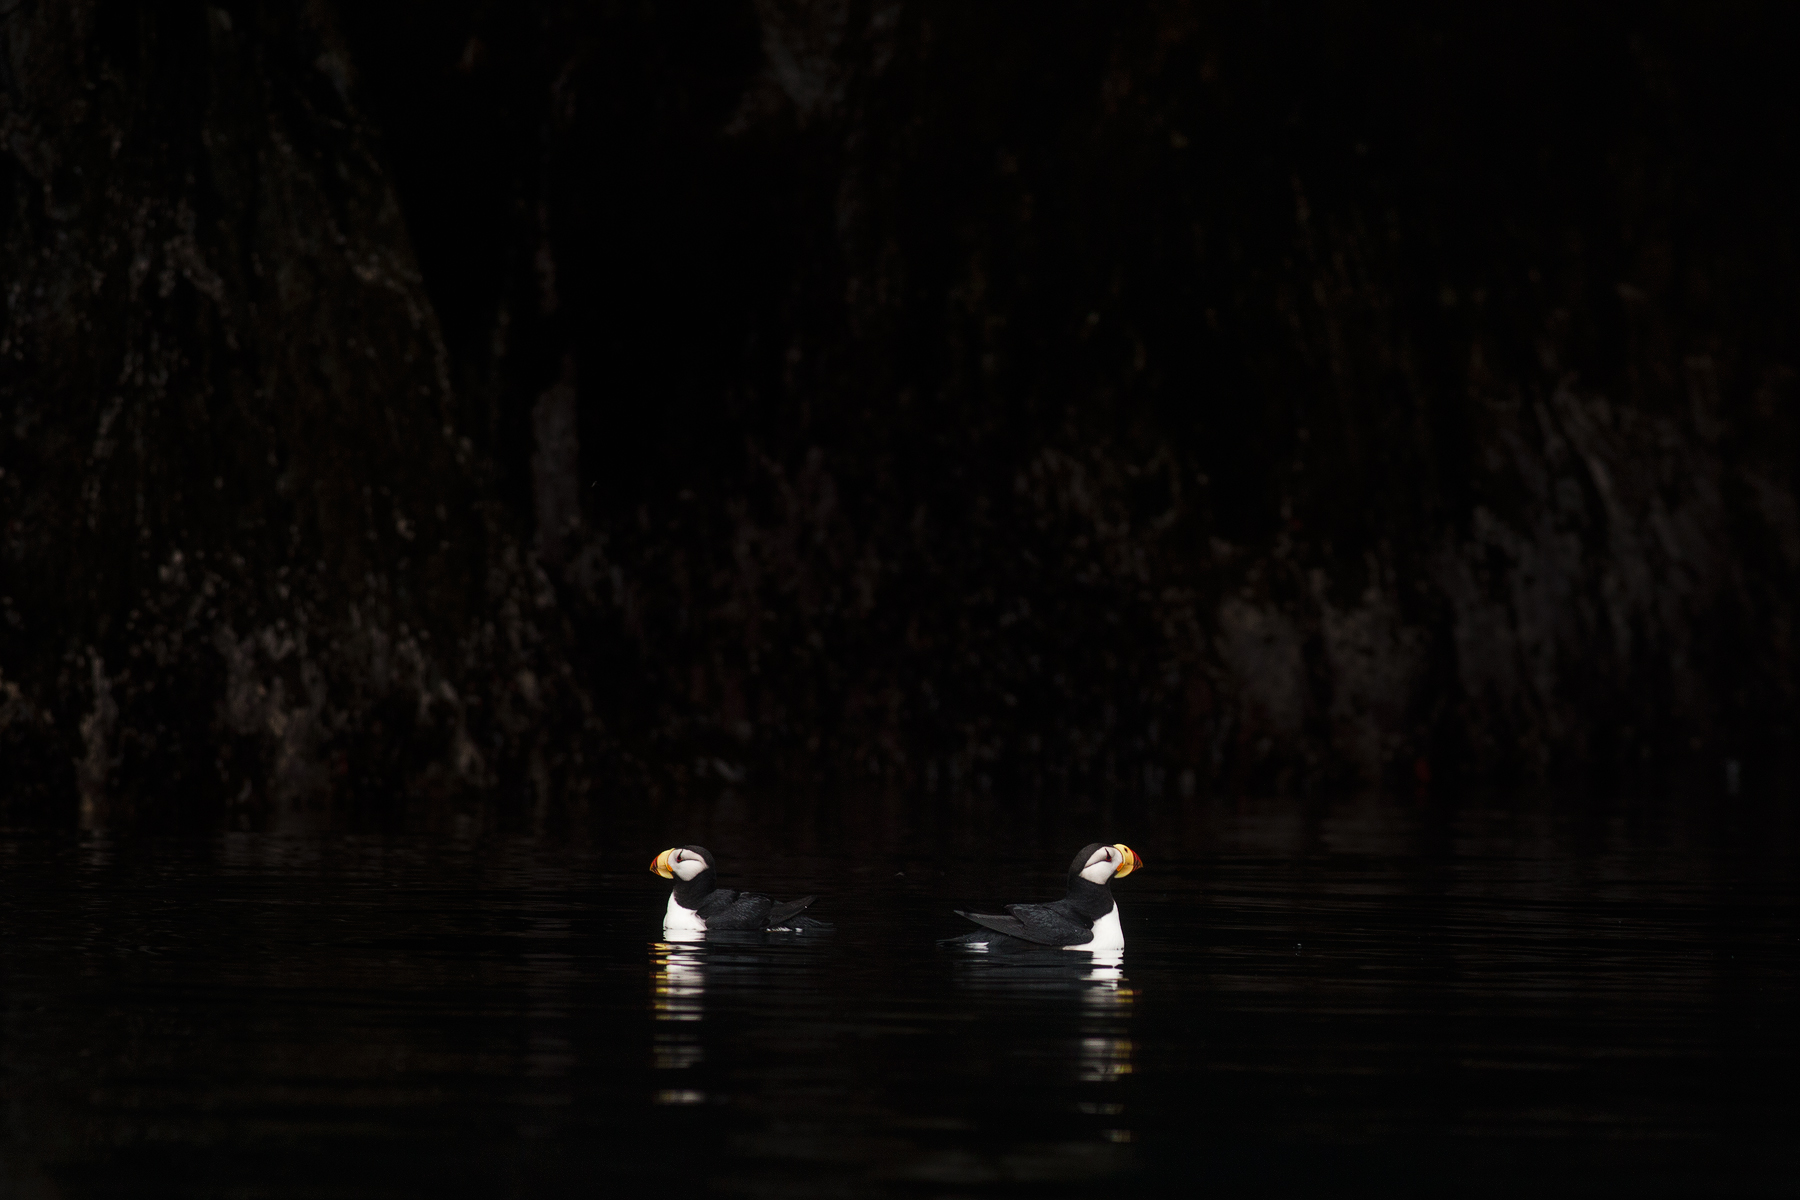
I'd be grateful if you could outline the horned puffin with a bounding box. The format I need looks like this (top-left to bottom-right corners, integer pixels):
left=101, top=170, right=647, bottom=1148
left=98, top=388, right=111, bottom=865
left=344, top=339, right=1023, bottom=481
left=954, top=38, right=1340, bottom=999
left=944, top=842, right=1144, bottom=951
left=649, top=845, right=826, bottom=933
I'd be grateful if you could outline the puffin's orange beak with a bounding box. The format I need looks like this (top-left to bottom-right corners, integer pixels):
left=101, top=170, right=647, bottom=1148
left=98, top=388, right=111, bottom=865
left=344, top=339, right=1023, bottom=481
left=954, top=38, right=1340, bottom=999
left=651, top=848, right=677, bottom=879
left=1112, top=844, right=1143, bottom=877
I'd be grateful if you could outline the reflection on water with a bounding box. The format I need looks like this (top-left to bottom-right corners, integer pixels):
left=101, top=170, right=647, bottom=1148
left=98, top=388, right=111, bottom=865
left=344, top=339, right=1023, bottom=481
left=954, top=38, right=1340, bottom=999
left=1074, top=950, right=1135, bottom=1086
left=0, top=791, right=1793, bottom=1197
left=944, top=944, right=1140, bottom=1163
left=1076, top=1036, right=1134, bottom=1083
left=650, top=938, right=707, bottom=1088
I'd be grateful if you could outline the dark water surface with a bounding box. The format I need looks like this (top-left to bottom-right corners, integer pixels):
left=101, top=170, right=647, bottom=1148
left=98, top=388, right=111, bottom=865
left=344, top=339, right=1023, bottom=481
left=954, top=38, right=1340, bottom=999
left=2, top=793, right=1795, bottom=1198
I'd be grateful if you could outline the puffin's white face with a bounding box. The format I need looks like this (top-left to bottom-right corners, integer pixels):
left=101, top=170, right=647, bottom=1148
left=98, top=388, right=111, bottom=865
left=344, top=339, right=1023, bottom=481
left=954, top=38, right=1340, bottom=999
left=1079, top=843, right=1144, bottom=884
left=650, top=848, right=710, bottom=882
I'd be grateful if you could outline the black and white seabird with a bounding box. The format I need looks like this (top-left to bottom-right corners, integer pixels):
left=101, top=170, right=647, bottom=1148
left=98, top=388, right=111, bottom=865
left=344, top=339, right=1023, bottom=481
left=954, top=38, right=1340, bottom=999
left=944, top=842, right=1144, bottom=951
left=649, top=845, right=826, bottom=933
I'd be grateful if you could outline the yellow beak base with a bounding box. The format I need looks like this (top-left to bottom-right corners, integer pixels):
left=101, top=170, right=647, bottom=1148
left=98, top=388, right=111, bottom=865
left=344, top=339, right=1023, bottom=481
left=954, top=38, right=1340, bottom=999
left=651, top=848, right=677, bottom=878
left=1112, top=843, right=1143, bottom=878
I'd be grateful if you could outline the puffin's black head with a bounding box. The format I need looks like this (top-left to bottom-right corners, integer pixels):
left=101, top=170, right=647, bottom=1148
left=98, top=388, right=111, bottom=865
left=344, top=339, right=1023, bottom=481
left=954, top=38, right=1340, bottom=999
left=1068, top=843, right=1145, bottom=885
left=650, top=845, right=715, bottom=882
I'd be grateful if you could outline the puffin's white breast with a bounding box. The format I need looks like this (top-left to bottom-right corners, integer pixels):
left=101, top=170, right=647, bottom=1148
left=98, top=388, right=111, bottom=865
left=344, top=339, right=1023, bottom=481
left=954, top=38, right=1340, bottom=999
left=1066, top=901, right=1123, bottom=951
left=664, top=891, right=707, bottom=932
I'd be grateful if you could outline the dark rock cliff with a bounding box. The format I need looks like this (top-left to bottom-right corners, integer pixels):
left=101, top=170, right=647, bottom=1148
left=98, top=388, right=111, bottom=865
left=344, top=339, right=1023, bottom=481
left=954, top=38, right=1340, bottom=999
left=4, top=1, right=1796, bottom=826
left=0, top=3, right=579, bottom=828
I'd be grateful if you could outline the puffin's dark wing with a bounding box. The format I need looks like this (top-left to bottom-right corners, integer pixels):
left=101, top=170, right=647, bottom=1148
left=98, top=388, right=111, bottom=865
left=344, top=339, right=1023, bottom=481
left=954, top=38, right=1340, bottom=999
left=954, top=910, right=1039, bottom=942
left=695, top=889, right=776, bottom=931
left=999, top=902, right=1097, bottom=946
left=955, top=901, right=1094, bottom=947
left=767, top=896, right=816, bottom=924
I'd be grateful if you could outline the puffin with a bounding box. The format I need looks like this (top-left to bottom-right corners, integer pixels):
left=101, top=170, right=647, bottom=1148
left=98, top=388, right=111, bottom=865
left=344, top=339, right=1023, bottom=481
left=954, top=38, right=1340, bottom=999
left=944, top=842, right=1144, bottom=951
left=649, top=845, right=826, bottom=933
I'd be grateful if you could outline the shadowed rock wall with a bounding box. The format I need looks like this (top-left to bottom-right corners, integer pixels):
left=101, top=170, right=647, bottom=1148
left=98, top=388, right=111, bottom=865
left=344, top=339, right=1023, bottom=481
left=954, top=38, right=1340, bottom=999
left=3, top=1, right=1796, bottom=826
left=0, top=3, right=581, bottom=828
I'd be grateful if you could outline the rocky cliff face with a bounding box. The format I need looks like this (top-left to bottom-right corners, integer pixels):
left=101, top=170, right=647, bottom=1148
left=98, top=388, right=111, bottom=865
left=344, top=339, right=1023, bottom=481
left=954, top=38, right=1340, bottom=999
left=3, top=2, right=1795, bottom=827
left=0, top=3, right=577, bottom=828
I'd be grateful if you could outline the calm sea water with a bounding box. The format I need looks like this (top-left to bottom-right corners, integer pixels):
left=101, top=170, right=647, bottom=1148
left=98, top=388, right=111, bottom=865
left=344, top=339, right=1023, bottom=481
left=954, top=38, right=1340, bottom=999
left=1, top=792, right=1794, bottom=1198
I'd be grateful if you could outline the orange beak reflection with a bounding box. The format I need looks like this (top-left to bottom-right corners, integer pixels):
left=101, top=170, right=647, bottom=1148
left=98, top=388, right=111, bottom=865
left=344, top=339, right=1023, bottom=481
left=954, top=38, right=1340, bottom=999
left=651, top=848, right=677, bottom=878
left=1112, top=844, right=1144, bottom=877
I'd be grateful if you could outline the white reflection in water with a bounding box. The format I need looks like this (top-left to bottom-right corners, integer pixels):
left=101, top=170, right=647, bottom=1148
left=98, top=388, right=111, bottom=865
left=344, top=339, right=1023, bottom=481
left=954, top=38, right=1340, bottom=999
left=1075, top=949, right=1135, bottom=1087
left=947, top=945, right=1138, bottom=1108
left=1075, top=1035, right=1135, bottom=1081
left=650, top=939, right=707, bottom=1080
left=1083, top=949, right=1124, bottom=988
